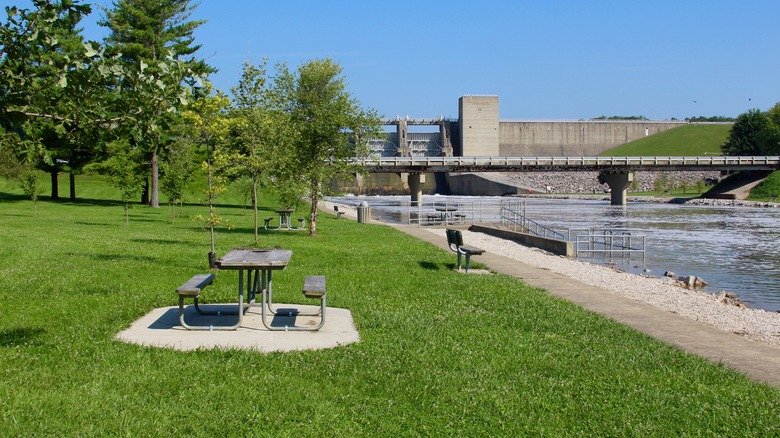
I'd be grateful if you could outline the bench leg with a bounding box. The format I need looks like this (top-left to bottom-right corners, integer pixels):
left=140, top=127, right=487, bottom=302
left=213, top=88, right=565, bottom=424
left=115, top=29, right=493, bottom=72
left=193, top=297, right=240, bottom=316
left=178, top=296, right=243, bottom=331
left=260, top=294, right=326, bottom=331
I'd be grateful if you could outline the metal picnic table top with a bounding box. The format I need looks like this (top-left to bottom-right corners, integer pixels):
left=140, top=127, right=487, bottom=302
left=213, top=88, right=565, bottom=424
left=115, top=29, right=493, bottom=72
left=216, top=249, right=292, bottom=270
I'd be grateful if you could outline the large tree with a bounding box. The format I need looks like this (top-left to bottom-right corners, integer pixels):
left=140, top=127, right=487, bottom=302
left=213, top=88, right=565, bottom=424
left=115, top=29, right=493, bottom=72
left=100, top=0, right=213, bottom=208
left=722, top=109, right=769, bottom=156
left=275, top=59, right=381, bottom=236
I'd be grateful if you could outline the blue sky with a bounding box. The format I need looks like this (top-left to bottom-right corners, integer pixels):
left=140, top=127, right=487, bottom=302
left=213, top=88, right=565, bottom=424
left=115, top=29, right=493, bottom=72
left=4, top=0, right=780, bottom=120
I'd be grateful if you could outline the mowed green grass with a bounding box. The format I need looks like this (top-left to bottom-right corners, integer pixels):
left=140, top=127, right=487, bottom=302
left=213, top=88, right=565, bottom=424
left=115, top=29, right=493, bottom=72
left=600, top=124, right=730, bottom=156
left=1, top=175, right=778, bottom=436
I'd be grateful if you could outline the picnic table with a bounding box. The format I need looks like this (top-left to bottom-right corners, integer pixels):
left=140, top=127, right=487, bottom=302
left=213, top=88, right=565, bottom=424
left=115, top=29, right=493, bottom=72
left=215, top=248, right=326, bottom=331
left=435, top=205, right=458, bottom=221
left=275, top=208, right=295, bottom=229
left=215, top=248, right=292, bottom=330
left=264, top=208, right=305, bottom=230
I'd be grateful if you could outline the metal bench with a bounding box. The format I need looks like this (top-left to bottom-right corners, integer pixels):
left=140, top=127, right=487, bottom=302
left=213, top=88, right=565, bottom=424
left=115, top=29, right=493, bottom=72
left=445, top=229, right=485, bottom=273
left=176, top=273, right=240, bottom=331
left=263, top=217, right=273, bottom=229
left=334, top=206, right=345, bottom=219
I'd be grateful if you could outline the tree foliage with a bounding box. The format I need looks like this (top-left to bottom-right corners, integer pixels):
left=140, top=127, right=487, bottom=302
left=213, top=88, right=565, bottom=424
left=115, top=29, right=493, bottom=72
left=178, top=83, right=231, bottom=254
left=219, top=60, right=277, bottom=243
left=274, top=58, right=382, bottom=236
left=756, top=103, right=780, bottom=155
left=0, top=0, right=109, bottom=200
left=86, top=139, right=146, bottom=225
left=722, top=109, right=769, bottom=156
left=100, top=0, right=213, bottom=76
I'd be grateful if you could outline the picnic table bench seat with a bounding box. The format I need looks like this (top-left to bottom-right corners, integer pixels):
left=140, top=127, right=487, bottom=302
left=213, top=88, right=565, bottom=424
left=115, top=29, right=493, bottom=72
left=300, top=275, right=327, bottom=330
left=445, top=229, right=485, bottom=273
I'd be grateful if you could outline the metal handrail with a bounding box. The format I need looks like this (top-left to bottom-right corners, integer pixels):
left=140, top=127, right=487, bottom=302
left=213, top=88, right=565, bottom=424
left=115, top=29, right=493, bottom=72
left=570, top=228, right=646, bottom=263
left=499, top=200, right=565, bottom=240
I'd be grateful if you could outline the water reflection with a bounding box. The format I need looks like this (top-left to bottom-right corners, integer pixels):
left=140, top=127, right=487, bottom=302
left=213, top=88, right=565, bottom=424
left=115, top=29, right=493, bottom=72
left=329, top=194, right=780, bottom=312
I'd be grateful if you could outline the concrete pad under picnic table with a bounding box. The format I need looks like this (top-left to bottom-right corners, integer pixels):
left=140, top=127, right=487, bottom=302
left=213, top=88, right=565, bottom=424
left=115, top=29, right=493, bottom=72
left=116, top=303, right=359, bottom=352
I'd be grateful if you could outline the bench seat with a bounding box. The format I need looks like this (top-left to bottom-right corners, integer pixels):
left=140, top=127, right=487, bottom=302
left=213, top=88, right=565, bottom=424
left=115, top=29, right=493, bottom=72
left=458, top=244, right=485, bottom=256
left=300, top=276, right=327, bottom=330
left=445, top=229, right=485, bottom=273
left=176, top=273, right=215, bottom=297
left=303, top=275, right=326, bottom=298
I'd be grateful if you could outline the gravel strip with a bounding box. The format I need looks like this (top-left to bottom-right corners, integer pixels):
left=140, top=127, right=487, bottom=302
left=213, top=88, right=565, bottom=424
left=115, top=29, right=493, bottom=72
left=425, top=228, right=780, bottom=347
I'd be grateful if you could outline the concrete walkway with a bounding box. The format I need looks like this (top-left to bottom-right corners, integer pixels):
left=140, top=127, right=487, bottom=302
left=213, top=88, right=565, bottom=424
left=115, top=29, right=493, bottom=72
left=394, top=224, right=780, bottom=389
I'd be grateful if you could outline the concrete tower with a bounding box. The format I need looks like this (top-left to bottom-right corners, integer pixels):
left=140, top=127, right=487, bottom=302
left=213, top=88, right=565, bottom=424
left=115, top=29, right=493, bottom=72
left=459, top=95, right=499, bottom=156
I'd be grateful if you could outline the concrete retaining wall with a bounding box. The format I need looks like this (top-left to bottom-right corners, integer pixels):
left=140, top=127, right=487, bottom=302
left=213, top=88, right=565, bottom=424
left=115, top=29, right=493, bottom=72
left=499, top=121, right=687, bottom=156
left=469, top=224, right=574, bottom=257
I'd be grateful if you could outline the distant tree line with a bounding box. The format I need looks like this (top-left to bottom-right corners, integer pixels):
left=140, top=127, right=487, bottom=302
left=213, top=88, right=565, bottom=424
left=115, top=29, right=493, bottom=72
left=591, top=115, right=648, bottom=121
left=685, top=116, right=736, bottom=122
left=722, top=104, right=780, bottom=156
left=591, top=115, right=737, bottom=122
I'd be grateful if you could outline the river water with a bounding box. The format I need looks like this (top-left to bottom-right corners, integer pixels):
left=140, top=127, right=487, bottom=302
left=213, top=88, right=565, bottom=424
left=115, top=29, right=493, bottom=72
left=328, top=194, right=780, bottom=312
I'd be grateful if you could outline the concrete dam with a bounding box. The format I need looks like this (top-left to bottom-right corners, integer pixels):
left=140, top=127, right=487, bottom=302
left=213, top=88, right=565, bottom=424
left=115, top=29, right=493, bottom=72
left=342, top=95, right=689, bottom=196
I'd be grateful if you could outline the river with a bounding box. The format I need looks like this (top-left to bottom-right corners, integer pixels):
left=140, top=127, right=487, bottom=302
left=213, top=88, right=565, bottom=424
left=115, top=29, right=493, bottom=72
left=328, top=194, right=780, bottom=312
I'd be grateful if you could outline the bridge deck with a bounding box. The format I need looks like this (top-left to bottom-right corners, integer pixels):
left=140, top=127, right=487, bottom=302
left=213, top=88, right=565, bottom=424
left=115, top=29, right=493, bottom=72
left=353, top=156, right=780, bottom=173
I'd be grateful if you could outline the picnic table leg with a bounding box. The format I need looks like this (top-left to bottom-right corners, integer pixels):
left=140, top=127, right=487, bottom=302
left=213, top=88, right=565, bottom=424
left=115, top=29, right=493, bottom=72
left=263, top=269, right=281, bottom=314
left=260, top=270, right=277, bottom=330
left=249, top=270, right=260, bottom=305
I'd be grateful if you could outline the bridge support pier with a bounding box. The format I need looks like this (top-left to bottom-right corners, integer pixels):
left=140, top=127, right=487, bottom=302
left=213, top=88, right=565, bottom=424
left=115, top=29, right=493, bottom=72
left=604, top=172, right=633, bottom=205
left=408, top=173, right=424, bottom=206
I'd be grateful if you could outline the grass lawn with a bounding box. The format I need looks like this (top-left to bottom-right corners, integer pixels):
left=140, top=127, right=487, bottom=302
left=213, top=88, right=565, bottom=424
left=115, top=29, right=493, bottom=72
left=1, top=176, right=778, bottom=436
left=599, top=124, right=730, bottom=156
left=748, top=171, right=780, bottom=202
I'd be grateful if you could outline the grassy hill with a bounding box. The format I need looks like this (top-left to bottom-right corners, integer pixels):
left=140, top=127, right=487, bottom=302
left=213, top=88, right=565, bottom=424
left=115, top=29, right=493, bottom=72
left=599, top=123, right=731, bottom=156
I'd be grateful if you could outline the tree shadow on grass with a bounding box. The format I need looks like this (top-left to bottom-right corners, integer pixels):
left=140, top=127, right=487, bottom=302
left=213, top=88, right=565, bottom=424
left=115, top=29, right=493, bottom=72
left=419, top=261, right=441, bottom=271
left=0, top=327, right=47, bottom=347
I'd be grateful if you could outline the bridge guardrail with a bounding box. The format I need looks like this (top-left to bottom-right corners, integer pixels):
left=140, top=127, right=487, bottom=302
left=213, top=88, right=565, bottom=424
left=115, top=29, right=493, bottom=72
left=353, top=155, right=780, bottom=172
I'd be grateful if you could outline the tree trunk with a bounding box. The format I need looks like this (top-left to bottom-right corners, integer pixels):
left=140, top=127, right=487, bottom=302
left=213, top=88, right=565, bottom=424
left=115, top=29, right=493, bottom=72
left=150, top=151, right=159, bottom=208
left=309, top=183, right=319, bottom=236
left=50, top=170, right=59, bottom=200
left=252, top=175, right=259, bottom=243
left=69, top=172, right=76, bottom=201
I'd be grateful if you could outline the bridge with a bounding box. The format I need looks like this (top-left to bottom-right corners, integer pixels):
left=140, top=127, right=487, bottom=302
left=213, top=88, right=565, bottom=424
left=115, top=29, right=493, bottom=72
left=352, top=155, right=780, bottom=205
